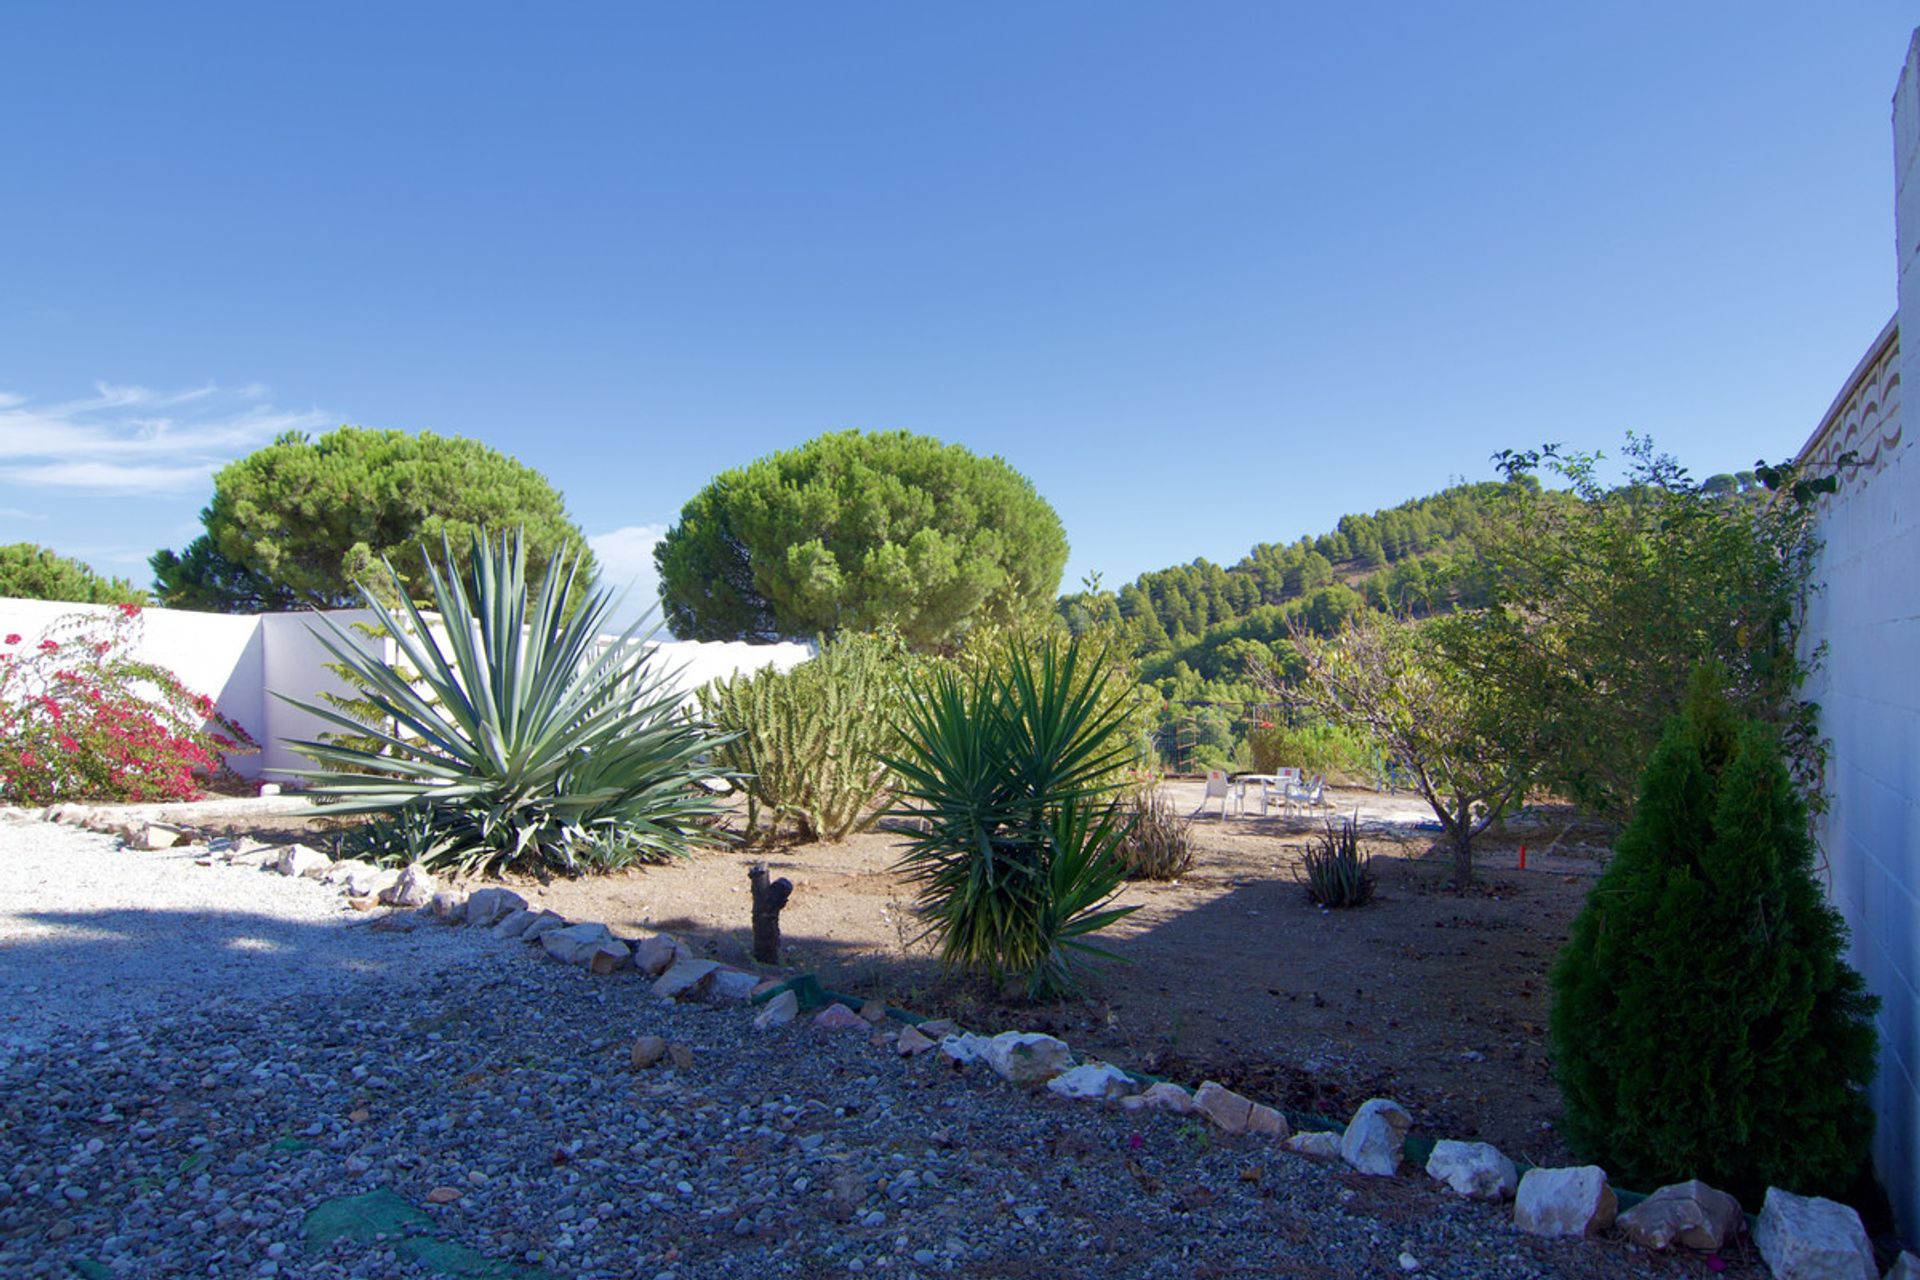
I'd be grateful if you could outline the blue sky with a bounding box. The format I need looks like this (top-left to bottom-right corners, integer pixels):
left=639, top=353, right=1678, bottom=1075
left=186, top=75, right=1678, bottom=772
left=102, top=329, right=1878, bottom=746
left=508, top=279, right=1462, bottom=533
left=2, top=4, right=1914, bottom=627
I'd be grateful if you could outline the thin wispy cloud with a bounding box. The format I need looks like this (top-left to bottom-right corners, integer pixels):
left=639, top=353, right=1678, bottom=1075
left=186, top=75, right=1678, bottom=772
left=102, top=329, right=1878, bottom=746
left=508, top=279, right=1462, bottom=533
left=0, top=382, right=331, bottom=495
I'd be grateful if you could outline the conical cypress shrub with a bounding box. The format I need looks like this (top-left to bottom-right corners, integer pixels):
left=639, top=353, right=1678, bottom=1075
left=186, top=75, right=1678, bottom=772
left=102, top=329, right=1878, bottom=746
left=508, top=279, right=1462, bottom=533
left=1549, top=671, right=1879, bottom=1204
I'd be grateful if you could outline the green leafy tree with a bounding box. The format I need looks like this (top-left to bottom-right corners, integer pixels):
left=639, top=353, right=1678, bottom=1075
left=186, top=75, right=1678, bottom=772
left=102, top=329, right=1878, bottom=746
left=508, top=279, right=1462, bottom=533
left=152, top=427, right=594, bottom=612
left=1550, top=671, right=1879, bottom=1203
left=0, top=543, right=147, bottom=605
left=1267, top=610, right=1539, bottom=888
left=656, top=430, right=1068, bottom=650
left=1478, top=437, right=1826, bottom=819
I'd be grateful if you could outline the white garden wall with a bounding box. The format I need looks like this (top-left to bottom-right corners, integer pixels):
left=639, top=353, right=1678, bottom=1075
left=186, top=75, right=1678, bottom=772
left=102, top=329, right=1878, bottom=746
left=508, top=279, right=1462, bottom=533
left=0, top=599, right=810, bottom=784
left=1795, top=27, right=1920, bottom=1245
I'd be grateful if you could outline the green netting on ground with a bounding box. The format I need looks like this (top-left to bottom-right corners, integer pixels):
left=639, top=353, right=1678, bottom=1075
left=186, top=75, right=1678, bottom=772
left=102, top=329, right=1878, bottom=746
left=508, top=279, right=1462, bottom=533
left=301, top=1188, right=563, bottom=1280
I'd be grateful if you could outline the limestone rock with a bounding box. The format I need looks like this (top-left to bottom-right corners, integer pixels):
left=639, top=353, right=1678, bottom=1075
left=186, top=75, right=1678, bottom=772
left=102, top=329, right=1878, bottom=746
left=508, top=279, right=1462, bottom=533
left=1194, top=1081, right=1254, bottom=1134
left=1247, top=1103, right=1290, bottom=1138
left=630, top=1035, right=668, bottom=1069
left=939, top=1033, right=992, bottom=1066
left=1513, top=1166, right=1618, bottom=1238
left=653, top=958, right=721, bottom=1000
left=1424, top=1140, right=1517, bottom=1201
left=49, top=803, right=93, bottom=826
left=1884, top=1251, right=1920, bottom=1280
left=1340, top=1098, right=1412, bottom=1176
left=490, top=908, right=538, bottom=940
left=1616, top=1179, right=1743, bottom=1252
left=753, top=990, right=799, bottom=1030
left=129, top=822, right=186, bottom=850
left=1753, top=1188, right=1875, bottom=1280
left=632, top=933, right=692, bottom=978
left=895, top=1025, right=936, bottom=1056
left=462, top=887, right=528, bottom=928
left=1046, top=1061, right=1134, bottom=1101
left=706, top=968, right=760, bottom=1003
left=378, top=862, right=436, bottom=907
left=588, top=945, right=629, bottom=975
left=1284, top=1131, right=1343, bottom=1159
left=540, top=922, right=617, bottom=966
left=859, top=999, right=890, bottom=1024
left=985, top=1032, right=1073, bottom=1086
left=517, top=910, right=568, bottom=943
left=667, top=1044, right=695, bottom=1071
left=813, top=1003, right=868, bottom=1031
left=272, top=844, right=332, bottom=878
left=428, top=891, right=466, bottom=922
left=917, top=1019, right=957, bottom=1038
left=1124, top=1082, right=1195, bottom=1115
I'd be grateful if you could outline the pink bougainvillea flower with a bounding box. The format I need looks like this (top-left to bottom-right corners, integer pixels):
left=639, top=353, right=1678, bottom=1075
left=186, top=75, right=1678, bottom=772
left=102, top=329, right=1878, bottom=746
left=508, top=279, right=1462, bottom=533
left=117, top=603, right=141, bottom=618
left=37, top=639, right=58, bottom=652
left=3, top=634, right=18, bottom=645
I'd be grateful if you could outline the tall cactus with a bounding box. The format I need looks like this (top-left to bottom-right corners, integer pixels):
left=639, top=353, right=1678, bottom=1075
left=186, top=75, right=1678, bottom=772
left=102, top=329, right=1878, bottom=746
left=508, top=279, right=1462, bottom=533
left=699, top=632, right=914, bottom=842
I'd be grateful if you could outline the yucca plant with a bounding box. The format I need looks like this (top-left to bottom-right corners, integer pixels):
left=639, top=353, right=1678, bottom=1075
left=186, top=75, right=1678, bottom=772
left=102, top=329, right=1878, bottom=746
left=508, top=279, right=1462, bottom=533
left=1298, top=813, right=1374, bottom=907
left=280, top=530, right=732, bottom=878
left=698, top=631, right=913, bottom=842
left=885, top=639, right=1139, bottom=999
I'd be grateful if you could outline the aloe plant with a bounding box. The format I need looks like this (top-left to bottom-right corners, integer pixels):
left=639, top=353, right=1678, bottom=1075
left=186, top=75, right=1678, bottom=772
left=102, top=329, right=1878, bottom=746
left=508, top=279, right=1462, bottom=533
left=885, top=639, right=1138, bottom=999
left=1298, top=812, right=1374, bottom=907
left=280, top=530, right=731, bottom=877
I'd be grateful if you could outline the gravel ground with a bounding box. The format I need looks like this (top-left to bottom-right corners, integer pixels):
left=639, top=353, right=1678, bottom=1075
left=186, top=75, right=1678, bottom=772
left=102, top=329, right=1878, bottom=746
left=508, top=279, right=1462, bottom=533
left=0, top=821, right=1750, bottom=1279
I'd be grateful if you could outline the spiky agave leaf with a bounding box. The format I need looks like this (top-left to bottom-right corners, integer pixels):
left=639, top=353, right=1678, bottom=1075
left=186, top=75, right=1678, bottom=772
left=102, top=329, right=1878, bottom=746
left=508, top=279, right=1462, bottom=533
left=276, top=529, right=732, bottom=876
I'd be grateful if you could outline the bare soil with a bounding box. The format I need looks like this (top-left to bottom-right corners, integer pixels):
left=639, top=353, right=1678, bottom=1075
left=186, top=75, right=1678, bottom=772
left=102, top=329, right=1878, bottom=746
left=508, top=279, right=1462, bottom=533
left=528, top=782, right=1616, bottom=1168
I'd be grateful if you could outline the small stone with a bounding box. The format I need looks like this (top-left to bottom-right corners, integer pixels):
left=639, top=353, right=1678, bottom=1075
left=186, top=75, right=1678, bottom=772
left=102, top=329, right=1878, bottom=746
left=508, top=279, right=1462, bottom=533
left=894, top=1026, right=936, bottom=1056
left=1194, top=1081, right=1254, bottom=1134
left=540, top=921, right=618, bottom=966
left=813, top=1003, right=868, bottom=1031
left=1616, top=1179, right=1743, bottom=1252
left=347, top=1108, right=370, bottom=1123
left=630, top=1036, right=669, bottom=1069
left=938, top=1033, right=992, bottom=1066
left=1340, top=1098, right=1412, bottom=1176
left=1753, top=1187, right=1875, bottom=1280
left=653, top=958, right=722, bottom=1000
left=984, top=1031, right=1074, bottom=1085
left=1513, top=1166, right=1618, bottom=1238
left=667, top=1044, right=695, bottom=1071
left=517, top=910, right=569, bottom=943
left=429, top=890, right=466, bottom=922
left=1424, top=1140, right=1517, bottom=1201
left=632, top=933, right=693, bottom=978
left=858, top=999, right=889, bottom=1024
left=753, top=990, right=799, bottom=1030
left=588, top=945, right=629, bottom=975
left=463, top=887, right=529, bottom=928
left=916, top=1019, right=957, bottom=1038
left=47, top=1219, right=75, bottom=1241
left=490, top=908, right=539, bottom=940
left=706, top=968, right=760, bottom=1002
left=426, top=1186, right=461, bottom=1204
left=1246, top=1103, right=1290, bottom=1138
left=129, top=822, right=187, bottom=850
left=1046, top=1061, right=1134, bottom=1101
left=1135, top=1082, right=1195, bottom=1115
left=1285, top=1131, right=1343, bottom=1158
left=272, top=844, right=332, bottom=877
left=378, top=862, right=436, bottom=908
left=1885, top=1251, right=1920, bottom=1280
left=1398, top=1252, right=1421, bottom=1272
left=323, top=859, right=396, bottom=898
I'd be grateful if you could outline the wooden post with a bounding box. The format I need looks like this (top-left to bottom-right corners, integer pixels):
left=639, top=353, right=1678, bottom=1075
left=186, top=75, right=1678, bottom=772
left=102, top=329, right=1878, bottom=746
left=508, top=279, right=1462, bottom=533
left=749, top=861, right=793, bottom=965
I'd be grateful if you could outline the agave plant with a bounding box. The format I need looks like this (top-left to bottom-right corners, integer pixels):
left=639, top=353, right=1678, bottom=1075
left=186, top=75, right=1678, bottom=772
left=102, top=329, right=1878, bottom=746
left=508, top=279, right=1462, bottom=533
left=884, top=639, right=1139, bottom=999
left=1298, top=812, right=1375, bottom=907
left=281, top=530, right=732, bottom=878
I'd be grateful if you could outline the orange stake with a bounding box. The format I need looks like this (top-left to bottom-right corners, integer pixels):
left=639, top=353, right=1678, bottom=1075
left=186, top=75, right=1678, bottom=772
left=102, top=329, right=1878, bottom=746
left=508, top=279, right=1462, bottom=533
left=1518, top=843, right=1528, bottom=871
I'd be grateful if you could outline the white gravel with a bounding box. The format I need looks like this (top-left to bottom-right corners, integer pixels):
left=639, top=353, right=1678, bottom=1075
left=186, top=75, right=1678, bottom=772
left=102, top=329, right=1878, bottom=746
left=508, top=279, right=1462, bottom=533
left=0, top=820, right=478, bottom=1049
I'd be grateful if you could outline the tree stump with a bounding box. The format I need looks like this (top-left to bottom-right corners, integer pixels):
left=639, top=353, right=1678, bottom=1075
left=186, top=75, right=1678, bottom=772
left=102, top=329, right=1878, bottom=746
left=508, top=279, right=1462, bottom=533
left=749, top=861, right=793, bottom=965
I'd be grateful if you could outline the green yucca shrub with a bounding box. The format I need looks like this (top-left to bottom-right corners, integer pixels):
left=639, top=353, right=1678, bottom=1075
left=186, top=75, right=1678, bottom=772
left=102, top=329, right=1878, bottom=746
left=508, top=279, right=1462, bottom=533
left=886, top=639, right=1139, bottom=999
left=1298, top=813, right=1374, bottom=907
left=1550, top=670, right=1879, bottom=1204
left=698, top=631, right=917, bottom=842
left=282, top=530, right=733, bottom=878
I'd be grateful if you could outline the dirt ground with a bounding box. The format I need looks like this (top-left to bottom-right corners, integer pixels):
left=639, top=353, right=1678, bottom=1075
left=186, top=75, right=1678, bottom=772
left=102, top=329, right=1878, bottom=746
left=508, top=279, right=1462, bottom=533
left=523, top=781, right=1616, bottom=1167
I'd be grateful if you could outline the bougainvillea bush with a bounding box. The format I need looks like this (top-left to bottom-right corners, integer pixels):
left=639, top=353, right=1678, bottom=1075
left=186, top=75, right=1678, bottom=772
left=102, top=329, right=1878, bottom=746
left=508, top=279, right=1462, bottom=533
left=0, top=606, right=257, bottom=804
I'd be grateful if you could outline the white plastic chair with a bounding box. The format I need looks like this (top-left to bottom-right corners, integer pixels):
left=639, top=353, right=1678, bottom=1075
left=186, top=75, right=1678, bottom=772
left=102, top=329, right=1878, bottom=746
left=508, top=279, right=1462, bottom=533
left=1192, top=769, right=1234, bottom=818
left=1284, top=774, right=1327, bottom=814
left=1254, top=767, right=1301, bottom=816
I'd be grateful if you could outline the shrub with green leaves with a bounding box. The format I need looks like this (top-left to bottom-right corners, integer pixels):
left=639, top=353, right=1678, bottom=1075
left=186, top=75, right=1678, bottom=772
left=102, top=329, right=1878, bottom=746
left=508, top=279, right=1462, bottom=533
left=698, top=631, right=917, bottom=842
left=1248, top=719, right=1380, bottom=785
left=886, top=640, right=1139, bottom=999
left=282, top=530, right=732, bottom=878
left=1298, top=813, right=1374, bottom=907
left=1550, top=671, right=1879, bottom=1203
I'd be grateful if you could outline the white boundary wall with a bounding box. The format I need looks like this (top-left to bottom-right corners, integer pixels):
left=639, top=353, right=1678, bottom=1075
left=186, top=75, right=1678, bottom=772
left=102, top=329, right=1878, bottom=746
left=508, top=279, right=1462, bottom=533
left=1797, top=27, right=1920, bottom=1245
left=0, top=599, right=810, bottom=782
